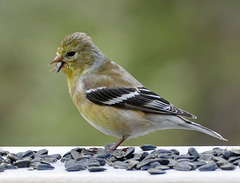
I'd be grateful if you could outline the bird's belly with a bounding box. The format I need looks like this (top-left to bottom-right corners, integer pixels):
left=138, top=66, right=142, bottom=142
left=77, top=101, right=154, bottom=139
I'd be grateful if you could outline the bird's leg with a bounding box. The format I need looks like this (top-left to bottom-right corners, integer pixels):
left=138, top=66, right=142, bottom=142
left=109, top=136, right=127, bottom=151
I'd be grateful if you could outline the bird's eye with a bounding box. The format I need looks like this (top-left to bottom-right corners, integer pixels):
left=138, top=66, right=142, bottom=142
left=66, top=51, right=76, bottom=57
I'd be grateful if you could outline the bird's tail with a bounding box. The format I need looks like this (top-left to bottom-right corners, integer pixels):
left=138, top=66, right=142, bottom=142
left=178, top=116, right=227, bottom=141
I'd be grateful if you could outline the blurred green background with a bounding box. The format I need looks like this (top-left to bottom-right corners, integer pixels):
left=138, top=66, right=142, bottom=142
left=0, top=0, right=239, bottom=147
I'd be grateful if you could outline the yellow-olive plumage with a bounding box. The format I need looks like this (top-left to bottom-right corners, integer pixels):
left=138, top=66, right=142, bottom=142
left=50, top=32, right=226, bottom=150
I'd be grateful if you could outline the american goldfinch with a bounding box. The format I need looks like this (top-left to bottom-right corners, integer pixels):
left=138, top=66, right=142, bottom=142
left=50, top=32, right=227, bottom=150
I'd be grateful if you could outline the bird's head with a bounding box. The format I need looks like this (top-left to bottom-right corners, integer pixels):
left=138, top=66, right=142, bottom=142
left=50, top=32, right=102, bottom=76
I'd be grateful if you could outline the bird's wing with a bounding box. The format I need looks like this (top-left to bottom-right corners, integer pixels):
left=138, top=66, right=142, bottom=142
left=86, top=87, right=196, bottom=118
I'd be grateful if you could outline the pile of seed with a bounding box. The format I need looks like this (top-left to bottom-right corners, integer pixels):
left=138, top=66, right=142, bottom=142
left=0, top=149, right=61, bottom=172
left=0, top=145, right=240, bottom=174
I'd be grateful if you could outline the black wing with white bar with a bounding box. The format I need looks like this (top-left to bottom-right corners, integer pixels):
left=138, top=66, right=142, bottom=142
left=86, top=87, right=196, bottom=118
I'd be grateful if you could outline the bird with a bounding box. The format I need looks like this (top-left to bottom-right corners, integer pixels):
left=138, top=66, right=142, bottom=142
left=50, top=32, right=227, bottom=150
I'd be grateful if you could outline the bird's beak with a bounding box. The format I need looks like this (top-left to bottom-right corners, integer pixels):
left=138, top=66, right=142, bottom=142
left=50, top=55, right=62, bottom=65
left=49, top=54, right=65, bottom=73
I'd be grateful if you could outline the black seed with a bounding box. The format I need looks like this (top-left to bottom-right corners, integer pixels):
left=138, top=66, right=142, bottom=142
left=140, top=152, right=149, bottom=160
left=198, top=162, right=218, bottom=171
left=37, top=164, right=54, bottom=170
left=2, top=157, right=12, bottom=164
left=85, top=160, right=100, bottom=167
left=80, top=154, right=92, bottom=159
left=56, top=61, right=64, bottom=72
left=73, top=147, right=85, bottom=153
left=0, top=165, right=5, bottom=172
left=214, top=157, right=230, bottom=167
left=185, top=161, right=207, bottom=170
left=7, top=153, right=20, bottom=161
left=173, top=162, right=192, bottom=171
left=169, top=154, right=178, bottom=159
left=228, top=156, right=240, bottom=163
left=42, top=157, right=58, bottom=163
left=230, top=149, right=240, bottom=156
left=202, top=150, right=216, bottom=155
left=143, top=154, right=156, bottom=160
left=30, top=161, right=41, bottom=169
left=66, top=164, right=86, bottom=171
left=20, top=150, right=35, bottom=159
left=194, top=161, right=208, bottom=167
left=126, top=160, right=139, bottom=170
left=140, top=145, right=157, bottom=151
left=167, top=159, right=177, bottom=168
left=155, top=165, right=170, bottom=170
left=140, top=165, right=151, bottom=170
left=49, top=154, right=61, bottom=160
left=64, top=159, right=78, bottom=168
left=232, top=159, right=240, bottom=165
left=154, top=149, right=173, bottom=156
left=108, top=156, right=118, bottom=162
left=148, top=168, right=166, bottom=175
left=212, top=147, right=224, bottom=156
left=150, top=162, right=161, bottom=168
left=88, top=166, right=106, bottom=172
left=222, top=150, right=231, bottom=159
left=216, top=160, right=228, bottom=167
left=112, top=150, right=125, bottom=160
left=213, top=156, right=227, bottom=162
left=220, top=163, right=236, bottom=170
left=170, top=149, right=180, bottom=156
left=124, top=147, right=135, bottom=158
left=136, top=159, right=153, bottom=169
left=156, top=153, right=171, bottom=159
left=106, top=157, right=117, bottom=166
left=3, top=164, right=18, bottom=169
left=158, top=158, right=170, bottom=165
left=61, top=154, right=73, bottom=163
left=81, top=148, right=96, bottom=155
left=62, top=151, right=72, bottom=158
left=13, top=160, right=31, bottom=168
left=199, top=154, right=214, bottom=161
left=149, top=150, right=156, bottom=154
left=90, top=158, right=106, bottom=166
left=79, top=159, right=89, bottom=165
left=188, top=147, right=200, bottom=159
left=112, top=161, right=128, bottom=169
left=65, top=159, right=86, bottom=171
left=94, top=153, right=111, bottom=159
left=175, top=155, right=195, bottom=162
left=132, top=153, right=142, bottom=161
left=71, top=149, right=82, bottom=161
left=0, top=150, right=9, bottom=156
left=2, top=146, right=238, bottom=175
left=36, top=149, right=48, bottom=156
